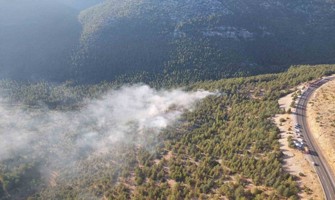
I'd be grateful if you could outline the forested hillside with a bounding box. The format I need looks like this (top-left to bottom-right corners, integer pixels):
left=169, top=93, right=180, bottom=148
left=2, top=0, right=335, bottom=199
left=73, top=0, right=335, bottom=83
left=1, top=0, right=335, bottom=83
left=1, top=65, right=334, bottom=199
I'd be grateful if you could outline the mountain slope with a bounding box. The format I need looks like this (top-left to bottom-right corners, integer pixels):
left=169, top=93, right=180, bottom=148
left=74, top=0, right=335, bottom=83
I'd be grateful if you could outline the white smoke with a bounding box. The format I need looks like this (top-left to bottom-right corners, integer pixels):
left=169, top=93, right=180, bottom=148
left=0, top=84, right=214, bottom=162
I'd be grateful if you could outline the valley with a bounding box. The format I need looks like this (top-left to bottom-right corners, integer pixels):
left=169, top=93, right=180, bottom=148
left=1, top=1, right=335, bottom=199
left=74, top=0, right=335, bottom=83
left=2, top=0, right=335, bottom=83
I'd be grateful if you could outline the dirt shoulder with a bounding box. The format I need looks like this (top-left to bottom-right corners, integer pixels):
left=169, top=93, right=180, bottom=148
left=274, top=86, right=323, bottom=199
left=307, top=78, right=335, bottom=181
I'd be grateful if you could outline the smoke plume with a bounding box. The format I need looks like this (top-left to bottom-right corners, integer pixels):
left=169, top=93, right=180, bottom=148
left=0, top=85, right=213, bottom=163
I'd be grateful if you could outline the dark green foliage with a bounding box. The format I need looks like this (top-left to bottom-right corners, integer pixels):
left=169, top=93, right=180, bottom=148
left=1, top=65, right=335, bottom=199
left=288, top=136, right=294, bottom=148
left=72, top=0, right=335, bottom=84
left=0, top=160, right=41, bottom=200
left=2, top=0, right=335, bottom=85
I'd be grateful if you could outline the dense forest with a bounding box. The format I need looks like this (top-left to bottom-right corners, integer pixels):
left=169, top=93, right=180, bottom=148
left=73, top=0, right=335, bottom=83
left=1, top=0, right=335, bottom=83
left=2, top=0, right=335, bottom=199
left=1, top=65, right=335, bottom=200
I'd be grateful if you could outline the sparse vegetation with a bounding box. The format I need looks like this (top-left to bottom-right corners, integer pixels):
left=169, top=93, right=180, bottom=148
left=307, top=76, right=335, bottom=182
left=0, top=65, right=334, bottom=199
left=2, top=0, right=335, bottom=198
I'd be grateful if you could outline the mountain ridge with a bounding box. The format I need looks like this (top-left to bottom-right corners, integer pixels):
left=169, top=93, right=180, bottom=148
left=73, top=0, right=335, bottom=83
left=1, top=0, right=335, bottom=84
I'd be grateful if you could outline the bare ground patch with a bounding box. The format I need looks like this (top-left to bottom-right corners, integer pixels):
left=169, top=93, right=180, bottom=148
left=307, top=78, right=335, bottom=181
left=274, top=89, right=323, bottom=199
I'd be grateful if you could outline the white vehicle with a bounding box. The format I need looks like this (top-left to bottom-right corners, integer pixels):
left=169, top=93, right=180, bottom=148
left=298, top=138, right=306, bottom=143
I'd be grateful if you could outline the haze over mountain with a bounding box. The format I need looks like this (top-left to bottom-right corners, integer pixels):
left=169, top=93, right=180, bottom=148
left=1, top=0, right=335, bottom=83
left=58, top=0, right=103, bottom=10
left=0, top=0, right=80, bottom=81
left=2, top=1, right=335, bottom=199
left=74, top=0, right=335, bottom=83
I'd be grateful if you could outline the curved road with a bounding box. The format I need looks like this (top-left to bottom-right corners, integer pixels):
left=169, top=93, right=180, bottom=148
left=296, top=77, right=335, bottom=199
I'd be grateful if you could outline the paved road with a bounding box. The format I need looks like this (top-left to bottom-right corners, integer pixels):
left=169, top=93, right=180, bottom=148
left=296, top=77, right=335, bottom=200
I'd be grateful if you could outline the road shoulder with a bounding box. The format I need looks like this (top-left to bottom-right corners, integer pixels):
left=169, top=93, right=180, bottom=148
left=307, top=78, right=335, bottom=180
left=274, top=87, right=323, bottom=199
